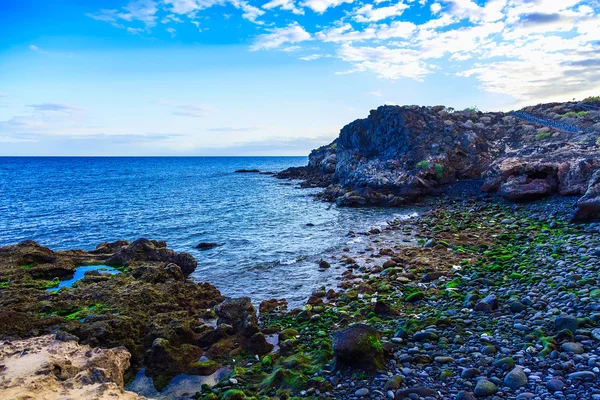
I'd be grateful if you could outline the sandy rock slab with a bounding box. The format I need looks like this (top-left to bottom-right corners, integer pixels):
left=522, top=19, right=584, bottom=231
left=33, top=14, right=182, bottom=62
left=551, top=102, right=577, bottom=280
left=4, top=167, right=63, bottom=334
left=0, top=334, right=146, bottom=400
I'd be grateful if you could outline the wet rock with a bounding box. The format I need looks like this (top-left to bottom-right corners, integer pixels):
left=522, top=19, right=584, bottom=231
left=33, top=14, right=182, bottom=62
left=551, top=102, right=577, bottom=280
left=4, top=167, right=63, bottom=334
left=568, top=371, right=596, bottom=381
left=215, top=297, right=258, bottom=336
left=146, top=338, right=203, bottom=377
left=196, top=242, right=224, bottom=251
left=504, top=367, right=528, bottom=390
left=555, top=315, right=578, bottom=333
left=333, top=324, right=385, bottom=370
left=395, top=387, right=437, bottom=398
left=546, top=379, right=565, bottom=392
left=561, top=342, right=584, bottom=354
left=234, top=169, right=260, bottom=173
left=106, top=238, right=197, bottom=276
left=243, top=332, right=274, bottom=355
left=474, top=379, right=497, bottom=397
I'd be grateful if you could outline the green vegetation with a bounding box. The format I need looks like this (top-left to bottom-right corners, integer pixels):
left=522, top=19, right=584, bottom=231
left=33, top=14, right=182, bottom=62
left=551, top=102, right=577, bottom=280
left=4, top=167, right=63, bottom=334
left=463, top=106, right=479, bottom=113
left=435, top=164, right=444, bottom=179
left=535, top=132, right=551, bottom=141
left=330, top=142, right=337, bottom=150
left=48, top=303, right=112, bottom=321
left=416, top=160, right=429, bottom=169
left=596, top=136, right=600, bottom=147
left=583, top=96, right=600, bottom=103
left=560, top=111, right=589, bottom=119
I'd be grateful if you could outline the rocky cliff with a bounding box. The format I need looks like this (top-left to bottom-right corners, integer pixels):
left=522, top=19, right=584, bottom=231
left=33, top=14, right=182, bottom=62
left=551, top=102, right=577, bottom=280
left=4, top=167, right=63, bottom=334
left=279, top=99, right=600, bottom=219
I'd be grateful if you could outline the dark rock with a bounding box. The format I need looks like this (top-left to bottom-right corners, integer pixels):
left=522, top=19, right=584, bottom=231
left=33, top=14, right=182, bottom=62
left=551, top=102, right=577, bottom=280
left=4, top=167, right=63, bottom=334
left=55, top=331, right=79, bottom=342
left=215, top=297, right=258, bottom=336
left=509, top=301, right=526, bottom=313
left=318, top=260, right=331, bottom=269
left=146, top=338, right=203, bottom=377
left=554, top=315, right=578, bottom=333
left=332, top=324, right=385, bottom=370
left=574, top=170, right=600, bottom=220
left=196, top=242, right=224, bottom=251
left=499, top=175, right=552, bottom=202
left=456, top=391, right=476, bottom=400
left=395, top=387, right=438, bottom=398
left=243, top=332, right=274, bottom=355
left=106, top=238, right=197, bottom=276
left=546, top=379, right=564, bottom=392
left=568, top=371, right=596, bottom=381
left=234, top=169, right=260, bottom=173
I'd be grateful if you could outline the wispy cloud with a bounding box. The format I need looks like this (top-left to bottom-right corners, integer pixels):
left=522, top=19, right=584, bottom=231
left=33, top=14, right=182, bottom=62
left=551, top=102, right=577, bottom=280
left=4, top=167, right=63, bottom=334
left=207, top=127, right=259, bottom=132
left=250, top=22, right=311, bottom=51
left=157, top=100, right=216, bottom=117
left=27, top=103, right=85, bottom=113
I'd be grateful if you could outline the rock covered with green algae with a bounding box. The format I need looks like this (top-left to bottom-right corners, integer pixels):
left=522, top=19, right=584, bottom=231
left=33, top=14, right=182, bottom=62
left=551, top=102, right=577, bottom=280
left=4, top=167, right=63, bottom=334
left=0, top=238, right=227, bottom=389
left=332, top=324, right=385, bottom=370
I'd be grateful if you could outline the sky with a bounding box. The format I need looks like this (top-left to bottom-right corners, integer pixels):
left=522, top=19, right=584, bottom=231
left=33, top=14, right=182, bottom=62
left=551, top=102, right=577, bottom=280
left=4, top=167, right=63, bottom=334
left=0, top=0, right=599, bottom=156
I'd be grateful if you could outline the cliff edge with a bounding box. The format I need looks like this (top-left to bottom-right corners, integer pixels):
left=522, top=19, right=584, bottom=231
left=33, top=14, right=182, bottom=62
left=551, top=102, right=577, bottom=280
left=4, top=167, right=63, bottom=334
left=277, top=98, right=600, bottom=219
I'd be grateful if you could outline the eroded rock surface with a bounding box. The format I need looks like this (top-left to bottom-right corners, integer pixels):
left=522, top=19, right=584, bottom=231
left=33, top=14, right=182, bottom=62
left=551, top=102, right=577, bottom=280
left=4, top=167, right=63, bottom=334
left=0, top=334, right=145, bottom=399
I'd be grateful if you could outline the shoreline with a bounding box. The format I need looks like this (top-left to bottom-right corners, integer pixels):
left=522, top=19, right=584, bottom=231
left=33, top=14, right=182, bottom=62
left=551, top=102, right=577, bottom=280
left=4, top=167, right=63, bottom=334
left=1, top=193, right=599, bottom=399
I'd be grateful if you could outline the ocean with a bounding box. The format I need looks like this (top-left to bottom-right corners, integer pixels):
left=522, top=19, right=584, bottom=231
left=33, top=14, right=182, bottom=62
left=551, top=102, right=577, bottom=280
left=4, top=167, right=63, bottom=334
left=0, top=157, right=412, bottom=305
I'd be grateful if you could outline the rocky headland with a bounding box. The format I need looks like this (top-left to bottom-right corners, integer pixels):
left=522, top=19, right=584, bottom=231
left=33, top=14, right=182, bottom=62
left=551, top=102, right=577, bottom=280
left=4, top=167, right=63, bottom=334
left=2, top=97, right=600, bottom=400
left=277, top=98, right=600, bottom=221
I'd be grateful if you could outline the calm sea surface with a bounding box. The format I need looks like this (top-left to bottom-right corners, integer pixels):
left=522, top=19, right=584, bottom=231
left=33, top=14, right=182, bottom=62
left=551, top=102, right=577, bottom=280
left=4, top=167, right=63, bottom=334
left=0, top=157, right=412, bottom=305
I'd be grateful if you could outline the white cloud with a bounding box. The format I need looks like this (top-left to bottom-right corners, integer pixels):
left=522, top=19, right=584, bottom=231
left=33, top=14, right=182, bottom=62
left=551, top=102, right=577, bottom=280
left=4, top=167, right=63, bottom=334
left=87, top=0, right=158, bottom=29
left=353, top=2, right=409, bottom=23
left=250, top=22, right=311, bottom=50
left=300, top=0, right=354, bottom=14
left=299, top=53, right=324, bottom=60
left=262, top=0, right=305, bottom=15
left=166, top=27, right=177, bottom=37
left=430, top=2, right=441, bottom=14
left=157, top=100, right=215, bottom=117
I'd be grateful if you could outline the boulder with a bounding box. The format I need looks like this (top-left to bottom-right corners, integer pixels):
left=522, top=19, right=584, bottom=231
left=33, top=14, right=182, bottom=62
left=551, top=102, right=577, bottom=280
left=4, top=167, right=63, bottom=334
left=574, top=170, right=600, bottom=220
left=499, top=175, right=552, bottom=202
left=214, top=297, right=258, bottom=336
left=105, top=238, right=197, bottom=276
left=332, top=324, right=385, bottom=370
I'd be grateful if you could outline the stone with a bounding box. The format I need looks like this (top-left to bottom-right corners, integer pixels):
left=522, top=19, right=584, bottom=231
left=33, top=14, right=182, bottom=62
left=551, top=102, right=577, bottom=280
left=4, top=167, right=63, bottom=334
left=509, top=301, right=526, bottom=313
left=546, top=379, right=565, bottom=392
left=196, top=242, right=224, bottom=251
left=555, top=315, right=578, bottom=333
left=504, top=367, right=528, bottom=390
left=395, top=387, right=437, bottom=398
left=568, top=371, right=596, bottom=382
left=574, top=170, right=600, bottom=220
left=332, top=324, right=385, bottom=370
left=215, top=297, right=259, bottom=336
left=474, top=379, right=497, bottom=397
left=384, top=375, right=403, bottom=391
left=355, top=388, right=370, bottom=396
left=561, top=342, right=585, bottom=354
left=456, top=391, right=476, bottom=400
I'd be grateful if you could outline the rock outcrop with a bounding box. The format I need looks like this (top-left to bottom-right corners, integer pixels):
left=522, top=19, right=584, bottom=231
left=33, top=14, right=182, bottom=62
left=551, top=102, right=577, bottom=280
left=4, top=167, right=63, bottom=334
left=278, top=99, right=600, bottom=219
left=0, top=334, right=145, bottom=399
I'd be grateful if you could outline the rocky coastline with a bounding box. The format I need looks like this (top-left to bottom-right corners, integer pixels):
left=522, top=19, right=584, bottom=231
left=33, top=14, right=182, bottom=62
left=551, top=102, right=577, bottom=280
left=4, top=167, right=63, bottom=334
left=2, top=98, right=600, bottom=400
left=276, top=99, right=600, bottom=221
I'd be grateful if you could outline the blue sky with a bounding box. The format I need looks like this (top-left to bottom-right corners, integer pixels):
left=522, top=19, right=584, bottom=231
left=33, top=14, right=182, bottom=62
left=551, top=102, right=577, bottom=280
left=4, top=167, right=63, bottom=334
left=1, top=0, right=599, bottom=155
